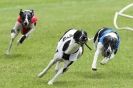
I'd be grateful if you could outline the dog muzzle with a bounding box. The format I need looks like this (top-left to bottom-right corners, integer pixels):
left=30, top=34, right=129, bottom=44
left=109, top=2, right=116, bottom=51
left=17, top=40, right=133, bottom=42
left=104, top=50, right=112, bottom=58
left=79, top=36, right=88, bottom=45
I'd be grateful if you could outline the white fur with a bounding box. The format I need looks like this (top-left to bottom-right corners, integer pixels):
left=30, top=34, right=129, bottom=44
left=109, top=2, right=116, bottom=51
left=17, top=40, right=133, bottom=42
left=92, top=32, right=118, bottom=70
left=6, top=19, right=35, bottom=55
left=23, top=15, right=29, bottom=26
left=38, top=29, right=84, bottom=85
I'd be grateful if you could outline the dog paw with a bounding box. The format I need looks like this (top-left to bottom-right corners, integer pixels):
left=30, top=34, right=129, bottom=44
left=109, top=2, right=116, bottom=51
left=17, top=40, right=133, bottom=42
left=100, top=62, right=105, bottom=65
left=48, top=81, right=53, bottom=85
left=17, top=40, right=21, bottom=46
left=92, top=68, right=97, bottom=71
left=5, top=50, right=10, bottom=55
left=37, top=72, right=44, bottom=78
left=100, top=61, right=107, bottom=65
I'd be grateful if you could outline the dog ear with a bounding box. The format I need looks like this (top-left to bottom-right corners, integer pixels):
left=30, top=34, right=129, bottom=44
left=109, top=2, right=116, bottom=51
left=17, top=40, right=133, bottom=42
left=83, top=31, right=87, bottom=37
left=103, top=36, right=111, bottom=44
left=31, top=10, right=34, bottom=17
left=19, top=9, right=23, bottom=16
left=73, top=30, right=81, bottom=42
left=103, top=36, right=110, bottom=49
left=111, top=38, right=117, bottom=49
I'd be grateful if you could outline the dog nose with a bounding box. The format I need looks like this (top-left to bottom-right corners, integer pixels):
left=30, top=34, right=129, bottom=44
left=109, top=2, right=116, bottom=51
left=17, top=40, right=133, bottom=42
left=24, top=22, right=28, bottom=26
left=82, top=36, right=87, bottom=41
left=107, top=51, right=110, bottom=56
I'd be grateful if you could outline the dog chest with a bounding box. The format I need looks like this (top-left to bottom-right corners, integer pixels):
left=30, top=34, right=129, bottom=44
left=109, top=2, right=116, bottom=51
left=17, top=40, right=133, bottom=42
left=64, top=40, right=80, bottom=54
left=56, top=36, right=82, bottom=61
left=58, top=38, right=80, bottom=54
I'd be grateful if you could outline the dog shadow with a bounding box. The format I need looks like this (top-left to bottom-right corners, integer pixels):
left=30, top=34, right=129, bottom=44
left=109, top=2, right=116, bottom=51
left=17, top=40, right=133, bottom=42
left=3, top=53, right=23, bottom=59
left=53, top=72, right=90, bottom=87
left=36, top=70, right=133, bottom=87
left=35, top=72, right=88, bottom=87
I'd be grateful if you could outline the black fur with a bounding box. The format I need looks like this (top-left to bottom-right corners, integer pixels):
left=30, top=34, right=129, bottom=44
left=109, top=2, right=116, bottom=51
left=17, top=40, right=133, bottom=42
left=59, top=29, right=72, bottom=41
left=94, top=27, right=109, bottom=43
left=63, top=61, right=73, bottom=73
left=62, top=29, right=88, bottom=60
left=105, top=37, right=119, bottom=58
left=94, top=27, right=120, bottom=58
left=62, top=53, right=70, bottom=60
left=74, top=30, right=88, bottom=45
left=19, top=9, right=34, bottom=26
left=63, top=40, right=71, bottom=51
left=19, top=35, right=26, bottom=44
left=11, top=29, right=16, bottom=33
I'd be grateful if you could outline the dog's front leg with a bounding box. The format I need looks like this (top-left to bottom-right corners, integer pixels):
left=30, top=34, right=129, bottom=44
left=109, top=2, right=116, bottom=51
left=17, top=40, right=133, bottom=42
left=48, top=60, right=73, bottom=85
left=92, top=50, right=100, bottom=71
left=38, top=54, right=59, bottom=78
left=100, top=53, right=114, bottom=65
left=18, top=24, right=35, bottom=45
left=6, top=22, right=21, bottom=55
left=100, top=52, right=115, bottom=65
left=6, top=38, right=14, bottom=55
left=100, top=57, right=110, bottom=65
left=17, top=35, right=27, bottom=45
left=25, top=24, right=35, bottom=37
left=92, top=44, right=102, bottom=71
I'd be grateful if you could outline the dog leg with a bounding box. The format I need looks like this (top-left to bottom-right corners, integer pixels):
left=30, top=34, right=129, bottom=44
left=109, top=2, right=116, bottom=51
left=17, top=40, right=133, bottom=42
left=6, top=29, right=18, bottom=55
left=38, top=54, right=59, bottom=78
left=55, top=61, right=61, bottom=73
left=100, top=58, right=110, bottom=65
left=48, top=67, right=63, bottom=85
left=110, top=53, right=115, bottom=59
left=17, top=35, right=27, bottom=45
left=100, top=52, right=115, bottom=65
left=92, top=49, right=101, bottom=71
left=6, top=22, right=22, bottom=54
left=48, top=60, right=73, bottom=85
left=6, top=39, right=14, bottom=55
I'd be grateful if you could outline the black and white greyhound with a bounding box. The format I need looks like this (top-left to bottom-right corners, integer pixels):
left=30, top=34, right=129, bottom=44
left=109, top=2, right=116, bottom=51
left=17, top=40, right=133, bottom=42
left=92, top=27, right=120, bottom=71
left=6, top=9, right=37, bottom=55
left=38, top=29, right=91, bottom=85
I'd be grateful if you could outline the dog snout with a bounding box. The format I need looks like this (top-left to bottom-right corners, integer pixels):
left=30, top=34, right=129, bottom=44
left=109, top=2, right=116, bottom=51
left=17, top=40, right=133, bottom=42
left=24, top=22, right=27, bottom=25
left=106, top=49, right=112, bottom=58
left=81, top=36, right=87, bottom=42
left=106, top=51, right=110, bottom=56
left=24, top=21, right=28, bottom=26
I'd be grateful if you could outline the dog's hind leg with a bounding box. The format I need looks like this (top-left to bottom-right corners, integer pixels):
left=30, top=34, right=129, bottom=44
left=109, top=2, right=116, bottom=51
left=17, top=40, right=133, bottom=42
left=48, top=60, right=73, bottom=85
left=55, top=61, right=61, bottom=73
left=38, top=54, right=59, bottom=78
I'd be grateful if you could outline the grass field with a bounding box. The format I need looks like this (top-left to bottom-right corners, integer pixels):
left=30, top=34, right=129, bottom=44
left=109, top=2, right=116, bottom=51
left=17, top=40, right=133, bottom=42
left=0, top=0, right=133, bottom=88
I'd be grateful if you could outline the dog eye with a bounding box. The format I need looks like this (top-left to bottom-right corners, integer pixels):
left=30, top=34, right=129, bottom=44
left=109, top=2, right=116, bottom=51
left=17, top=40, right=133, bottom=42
left=28, top=16, right=32, bottom=20
left=21, top=16, right=25, bottom=20
left=112, top=44, right=116, bottom=49
left=104, top=42, right=109, bottom=46
left=104, top=43, right=109, bottom=49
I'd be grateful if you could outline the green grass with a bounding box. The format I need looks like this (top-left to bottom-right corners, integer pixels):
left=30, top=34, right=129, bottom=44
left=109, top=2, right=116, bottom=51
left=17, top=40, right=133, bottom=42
left=0, top=0, right=133, bottom=88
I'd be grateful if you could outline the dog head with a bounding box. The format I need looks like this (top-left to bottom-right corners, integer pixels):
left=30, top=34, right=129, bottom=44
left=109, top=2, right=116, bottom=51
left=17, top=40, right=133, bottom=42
left=103, top=35, right=117, bottom=58
left=73, top=30, right=88, bottom=45
left=19, top=9, right=34, bottom=27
